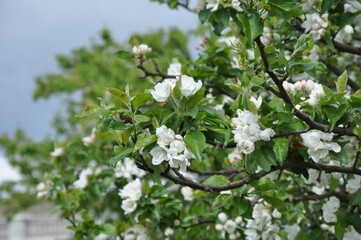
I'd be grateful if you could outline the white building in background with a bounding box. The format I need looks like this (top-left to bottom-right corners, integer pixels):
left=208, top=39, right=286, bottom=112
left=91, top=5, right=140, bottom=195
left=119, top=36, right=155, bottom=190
left=0, top=204, right=72, bottom=240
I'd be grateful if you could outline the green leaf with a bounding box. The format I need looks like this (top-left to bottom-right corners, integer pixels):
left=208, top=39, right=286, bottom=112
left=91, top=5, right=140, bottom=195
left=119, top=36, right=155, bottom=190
left=273, top=138, right=289, bottom=164
left=184, top=131, right=206, bottom=161
left=198, top=9, right=211, bottom=23
left=115, top=50, right=133, bottom=59
left=336, top=70, right=348, bottom=93
left=335, top=221, right=345, bottom=240
left=213, top=193, right=232, bottom=208
left=322, top=104, right=348, bottom=131
left=134, top=134, right=157, bottom=151
left=186, top=89, right=205, bottom=108
left=109, top=120, right=127, bottom=130
left=321, top=0, right=332, bottom=13
left=134, top=115, right=151, bottom=124
left=184, top=106, right=198, bottom=118
left=232, top=197, right=251, bottom=216
left=237, top=12, right=263, bottom=45
left=203, top=175, right=230, bottom=186
left=108, top=88, right=130, bottom=104
left=291, top=34, right=314, bottom=58
left=110, top=147, right=134, bottom=167
left=131, top=93, right=152, bottom=109
left=160, top=109, right=174, bottom=125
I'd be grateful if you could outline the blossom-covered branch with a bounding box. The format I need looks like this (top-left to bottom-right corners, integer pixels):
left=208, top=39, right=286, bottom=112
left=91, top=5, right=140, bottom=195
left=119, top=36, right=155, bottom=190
left=255, top=36, right=354, bottom=136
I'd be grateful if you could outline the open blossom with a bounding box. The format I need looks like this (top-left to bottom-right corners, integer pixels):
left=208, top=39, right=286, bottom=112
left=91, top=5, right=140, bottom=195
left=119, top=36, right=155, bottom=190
left=301, top=130, right=341, bottom=163
left=74, top=167, right=102, bottom=189
left=250, top=96, right=262, bottom=110
left=302, top=13, right=328, bottom=40
left=50, top=147, right=64, bottom=157
left=36, top=182, right=50, bottom=198
left=167, top=62, right=181, bottom=76
left=150, top=79, right=175, bottom=102
left=115, top=157, right=146, bottom=180
left=179, top=75, right=202, bottom=97
left=132, top=44, right=152, bottom=55
left=119, top=178, right=142, bottom=215
left=322, top=196, right=340, bottom=223
left=181, top=186, right=194, bottom=201
left=82, top=128, right=96, bottom=146
left=346, top=175, right=361, bottom=193
left=232, top=110, right=275, bottom=154
left=150, top=126, right=195, bottom=171
left=335, top=25, right=354, bottom=43
left=232, top=0, right=243, bottom=12
left=206, top=0, right=220, bottom=12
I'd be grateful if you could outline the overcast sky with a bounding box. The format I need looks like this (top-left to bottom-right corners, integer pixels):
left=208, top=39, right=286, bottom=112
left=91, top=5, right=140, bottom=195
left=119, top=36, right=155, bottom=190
left=0, top=0, right=198, bottom=182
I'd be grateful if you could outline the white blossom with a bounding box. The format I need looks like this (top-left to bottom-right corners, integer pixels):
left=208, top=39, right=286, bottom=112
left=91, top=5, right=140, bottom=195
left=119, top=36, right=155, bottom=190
left=164, top=228, right=174, bottom=236
left=261, top=27, right=272, bottom=46
left=181, top=186, right=194, bottom=201
left=218, top=212, right=228, bottom=223
left=179, top=75, right=202, bottom=97
left=36, top=182, right=50, bottom=198
left=302, top=0, right=319, bottom=11
left=115, top=157, right=146, bottom=180
left=346, top=175, right=361, bottom=193
left=132, top=44, right=152, bottom=55
left=284, top=224, right=301, bottom=240
left=150, top=126, right=194, bottom=171
left=119, top=178, right=142, bottom=215
left=344, top=226, right=361, bottom=240
left=250, top=96, right=262, bottom=110
left=124, top=225, right=149, bottom=240
left=150, top=79, right=174, bottom=102
left=82, top=128, right=96, bottom=146
left=224, top=219, right=237, bottom=233
left=301, top=130, right=341, bottom=163
left=232, top=110, right=275, bottom=154
left=195, top=0, right=207, bottom=11
left=335, top=25, right=354, bottom=43
left=167, top=62, right=182, bottom=76
left=322, top=196, right=340, bottom=223
left=206, top=0, right=220, bottom=12
left=218, top=36, right=238, bottom=47
left=73, top=168, right=95, bottom=189
left=231, top=0, right=243, bottom=12
left=302, top=13, right=328, bottom=40
left=50, top=147, right=64, bottom=157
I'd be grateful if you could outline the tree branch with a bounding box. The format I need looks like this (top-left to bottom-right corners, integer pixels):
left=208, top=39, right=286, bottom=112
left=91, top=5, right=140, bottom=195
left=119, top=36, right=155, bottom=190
left=137, top=159, right=361, bottom=192
left=255, top=36, right=354, bottom=136
left=188, top=168, right=242, bottom=176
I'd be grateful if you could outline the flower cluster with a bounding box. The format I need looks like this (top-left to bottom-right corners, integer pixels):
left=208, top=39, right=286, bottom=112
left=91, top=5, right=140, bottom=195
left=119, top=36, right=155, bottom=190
left=282, top=79, right=325, bottom=106
left=36, top=182, right=51, bottom=198
left=302, top=13, right=329, bottom=40
left=215, top=212, right=241, bottom=240
left=232, top=110, right=275, bottom=154
left=301, top=130, right=341, bottom=163
left=73, top=167, right=102, bottom=189
left=244, top=203, right=281, bottom=240
left=132, top=44, right=152, bottom=55
left=123, top=224, right=148, bottom=240
left=114, top=157, right=146, bottom=180
left=150, top=126, right=195, bottom=171
left=118, top=178, right=142, bottom=215
left=322, top=196, right=340, bottom=223
left=151, top=74, right=202, bottom=102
